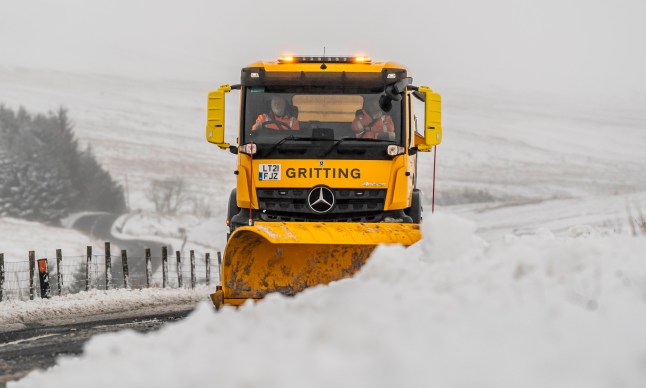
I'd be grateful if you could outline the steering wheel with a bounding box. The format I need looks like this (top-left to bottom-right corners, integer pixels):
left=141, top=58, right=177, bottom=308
left=261, top=120, right=293, bottom=131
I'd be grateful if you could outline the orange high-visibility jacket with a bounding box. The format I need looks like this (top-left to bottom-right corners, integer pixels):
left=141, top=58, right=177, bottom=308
left=252, top=113, right=300, bottom=131
left=351, top=109, right=394, bottom=139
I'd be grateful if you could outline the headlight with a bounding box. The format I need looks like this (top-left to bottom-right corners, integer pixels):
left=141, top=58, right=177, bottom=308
left=386, top=145, right=405, bottom=156
left=239, top=143, right=257, bottom=155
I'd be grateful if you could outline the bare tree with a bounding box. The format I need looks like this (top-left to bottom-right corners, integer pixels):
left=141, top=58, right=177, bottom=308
left=189, top=195, right=213, bottom=218
left=146, top=177, right=187, bottom=215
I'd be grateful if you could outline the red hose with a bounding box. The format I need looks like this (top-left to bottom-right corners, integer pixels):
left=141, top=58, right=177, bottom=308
left=432, top=146, right=437, bottom=213
left=248, top=142, right=254, bottom=226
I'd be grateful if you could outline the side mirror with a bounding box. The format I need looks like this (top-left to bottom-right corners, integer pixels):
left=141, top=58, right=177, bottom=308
left=418, top=86, right=442, bottom=150
left=206, top=84, right=232, bottom=150
left=379, top=95, right=392, bottom=112
left=381, top=78, right=410, bottom=111
left=384, top=79, right=405, bottom=102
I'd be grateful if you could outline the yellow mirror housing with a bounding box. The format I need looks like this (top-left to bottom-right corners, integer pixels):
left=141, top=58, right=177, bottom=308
left=418, top=86, right=442, bottom=151
left=206, top=84, right=232, bottom=150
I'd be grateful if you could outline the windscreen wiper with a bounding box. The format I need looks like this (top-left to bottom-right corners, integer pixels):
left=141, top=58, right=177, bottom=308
left=320, top=137, right=394, bottom=157
left=262, top=136, right=333, bottom=156
left=338, top=137, right=394, bottom=142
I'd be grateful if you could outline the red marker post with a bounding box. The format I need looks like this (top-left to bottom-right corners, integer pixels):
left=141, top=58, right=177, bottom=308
left=37, top=259, right=52, bottom=299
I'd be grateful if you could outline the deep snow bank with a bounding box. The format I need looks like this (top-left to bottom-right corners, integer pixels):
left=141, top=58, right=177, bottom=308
left=10, top=214, right=646, bottom=388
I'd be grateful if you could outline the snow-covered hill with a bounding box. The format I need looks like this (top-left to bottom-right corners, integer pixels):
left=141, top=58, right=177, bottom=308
left=2, top=64, right=645, bottom=270
left=0, top=68, right=236, bottom=211
left=2, top=65, right=645, bottom=246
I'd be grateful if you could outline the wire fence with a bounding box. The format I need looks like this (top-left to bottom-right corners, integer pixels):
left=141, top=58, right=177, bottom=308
left=0, top=246, right=222, bottom=302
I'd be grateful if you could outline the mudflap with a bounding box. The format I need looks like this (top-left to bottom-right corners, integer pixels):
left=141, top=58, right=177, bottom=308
left=210, top=289, right=224, bottom=310
left=213, top=222, right=421, bottom=309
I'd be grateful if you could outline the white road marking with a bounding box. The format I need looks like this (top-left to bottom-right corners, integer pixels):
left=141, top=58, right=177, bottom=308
left=0, top=334, right=59, bottom=348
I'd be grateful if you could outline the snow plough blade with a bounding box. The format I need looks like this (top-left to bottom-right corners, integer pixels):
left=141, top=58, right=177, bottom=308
left=210, top=221, right=421, bottom=309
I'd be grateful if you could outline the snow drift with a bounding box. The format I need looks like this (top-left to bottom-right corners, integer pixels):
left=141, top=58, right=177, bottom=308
left=9, top=213, right=646, bottom=388
left=0, top=287, right=210, bottom=331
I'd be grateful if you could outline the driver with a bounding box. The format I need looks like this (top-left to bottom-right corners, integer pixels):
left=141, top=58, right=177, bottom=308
left=252, top=96, right=300, bottom=131
left=352, top=96, right=395, bottom=140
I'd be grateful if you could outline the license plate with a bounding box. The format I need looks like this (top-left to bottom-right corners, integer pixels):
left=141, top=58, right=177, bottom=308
left=258, top=164, right=281, bottom=181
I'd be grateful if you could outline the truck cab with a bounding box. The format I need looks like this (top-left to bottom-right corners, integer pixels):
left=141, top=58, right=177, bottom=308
left=207, top=55, right=442, bottom=233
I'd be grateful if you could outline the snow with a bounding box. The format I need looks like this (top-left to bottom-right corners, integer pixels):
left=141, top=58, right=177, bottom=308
left=112, top=212, right=228, bottom=254
left=452, top=191, right=646, bottom=240
left=0, top=287, right=210, bottom=333
left=7, top=214, right=646, bottom=388
left=0, top=217, right=102, bottom=261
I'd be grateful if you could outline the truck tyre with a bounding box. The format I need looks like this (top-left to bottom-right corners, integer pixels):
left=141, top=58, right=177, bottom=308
left=405, top=189, right=423, bottom=224
left=226, top=189, right=240, bottom=239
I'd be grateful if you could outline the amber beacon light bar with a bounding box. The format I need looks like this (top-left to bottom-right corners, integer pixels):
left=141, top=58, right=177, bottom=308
left=278, top=55, right=372, bottom=63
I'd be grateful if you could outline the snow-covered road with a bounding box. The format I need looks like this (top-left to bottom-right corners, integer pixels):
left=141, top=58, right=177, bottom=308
left=0, top=308, right=193, bottom=385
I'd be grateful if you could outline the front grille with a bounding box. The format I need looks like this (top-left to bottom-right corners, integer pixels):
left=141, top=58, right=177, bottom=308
left=257, top=188, right=387, bottom=222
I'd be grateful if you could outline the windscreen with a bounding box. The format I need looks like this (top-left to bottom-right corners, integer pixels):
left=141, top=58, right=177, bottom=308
left=241, top=88, right=403, bottom=160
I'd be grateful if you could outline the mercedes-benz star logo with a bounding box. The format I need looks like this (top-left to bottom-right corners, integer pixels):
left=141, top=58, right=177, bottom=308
left=307, top=186, right=335, bottom=214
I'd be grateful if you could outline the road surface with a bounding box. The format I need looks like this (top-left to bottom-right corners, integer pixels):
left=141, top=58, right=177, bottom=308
left=0, top=308, right=194, bottom=387
left=72, top=213, right=171, bottom=274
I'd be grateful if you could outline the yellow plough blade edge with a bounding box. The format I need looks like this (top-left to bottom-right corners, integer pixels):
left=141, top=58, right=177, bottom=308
left=211, top=222, right=421, bottom=309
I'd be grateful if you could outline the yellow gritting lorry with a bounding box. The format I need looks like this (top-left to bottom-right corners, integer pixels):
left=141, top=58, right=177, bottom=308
left=205, top=55, right=442, bottom=309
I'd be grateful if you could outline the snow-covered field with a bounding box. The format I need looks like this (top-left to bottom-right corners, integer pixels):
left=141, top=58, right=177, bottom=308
left=0, top=217, right=102, bottom=261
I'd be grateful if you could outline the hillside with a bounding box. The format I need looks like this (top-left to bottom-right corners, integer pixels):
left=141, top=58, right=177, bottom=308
left=1, top=66, right=645, bottom=246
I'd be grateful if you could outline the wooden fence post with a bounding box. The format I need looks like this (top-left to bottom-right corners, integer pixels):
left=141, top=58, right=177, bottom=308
left=56, top=249, right=63, bottom=296
left=29, top=251, right=35, bottom=300
left=162, top=246, right=168, bottom=288
left=190, top=250, right=196, bottom=289
left=121, top=249, right=130, bottom=289
left=145, top=248, right=152, bottom=288
left=86, top=246, right=92, bottom=291
left=176, top=251, right=183, bottom=288
left=0, top=253, right=4, bottom=302
left=105, top=242, right=112, bottom=290
left=205, top=253, right=211, bottom=287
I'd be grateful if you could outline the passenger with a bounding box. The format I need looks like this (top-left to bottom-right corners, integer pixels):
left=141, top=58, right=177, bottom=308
left=351, top=96, right=395, bottom=140
left=252, top=96, right=300, bottom=131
